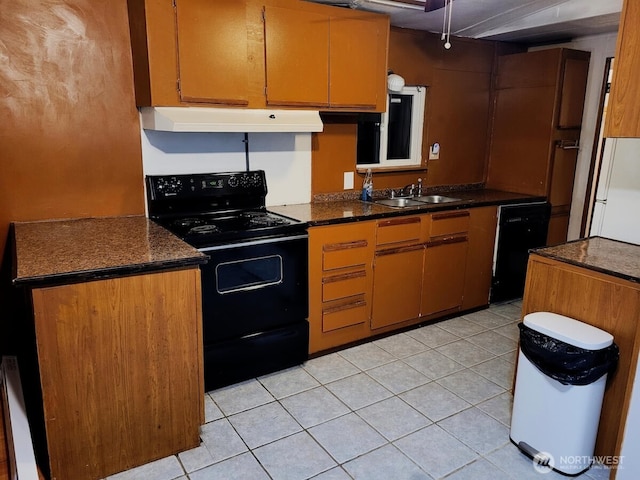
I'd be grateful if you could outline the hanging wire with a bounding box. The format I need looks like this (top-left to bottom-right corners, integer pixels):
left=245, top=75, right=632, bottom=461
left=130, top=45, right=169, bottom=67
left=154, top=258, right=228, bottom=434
left=441, top=0, right=447, bottom=40
left=444, top=0, right=453, bottom=49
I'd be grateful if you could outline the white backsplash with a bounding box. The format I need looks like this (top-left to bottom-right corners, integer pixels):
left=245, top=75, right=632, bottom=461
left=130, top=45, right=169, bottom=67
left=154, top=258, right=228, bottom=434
left=140, top=127, right=312, bottom=207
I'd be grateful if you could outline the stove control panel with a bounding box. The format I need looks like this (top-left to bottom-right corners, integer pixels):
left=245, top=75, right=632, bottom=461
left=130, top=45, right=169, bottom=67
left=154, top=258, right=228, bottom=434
left=147, top=171, right=267, bottom=200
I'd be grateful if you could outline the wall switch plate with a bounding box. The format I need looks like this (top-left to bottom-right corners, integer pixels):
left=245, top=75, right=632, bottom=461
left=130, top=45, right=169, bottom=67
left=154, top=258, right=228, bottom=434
left=429, top=142, right=440, bottom=160
left=344, top=171, right=354, bottom=190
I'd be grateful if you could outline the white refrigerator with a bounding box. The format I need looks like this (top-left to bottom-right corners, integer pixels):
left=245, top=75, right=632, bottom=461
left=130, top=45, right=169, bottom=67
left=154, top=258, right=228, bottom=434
left=590, top=137, right=640, bottom=244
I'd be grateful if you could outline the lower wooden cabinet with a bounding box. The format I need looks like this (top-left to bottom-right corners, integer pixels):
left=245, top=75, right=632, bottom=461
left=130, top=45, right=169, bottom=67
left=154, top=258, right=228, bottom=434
left=28, top=268, right=204, bottom=480
left=523, top=251, right=640, bottom=465
left=422, top=238, right=468, bottom=316
left=462, top=206, right=498, bottom=310
left=309, top=206, right=499, bottom=354
left=308, top=221, right=376, bottom=354
left=421, top=211, right=470, bottom=316
left=371, top=216, right=423, bottom=329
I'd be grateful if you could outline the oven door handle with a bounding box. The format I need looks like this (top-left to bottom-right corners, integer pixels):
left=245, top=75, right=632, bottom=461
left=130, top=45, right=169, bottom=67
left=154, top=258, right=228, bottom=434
left=198, top=234, right=308, bottom=252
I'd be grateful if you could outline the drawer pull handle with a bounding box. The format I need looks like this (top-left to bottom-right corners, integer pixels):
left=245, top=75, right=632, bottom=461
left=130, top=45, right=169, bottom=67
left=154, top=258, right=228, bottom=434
left=323, top=299, right=367, bottom=315
left=432, top=211, right=470, bottom=221
left=324, top=240, right=368, bottom=252
left=323, top=270, right=366, bottom=284
left=426, top=235, right=468, bottom=247
left=377, top=217, right=421, bottom=227
left=376, top=244, right=425, bottom=256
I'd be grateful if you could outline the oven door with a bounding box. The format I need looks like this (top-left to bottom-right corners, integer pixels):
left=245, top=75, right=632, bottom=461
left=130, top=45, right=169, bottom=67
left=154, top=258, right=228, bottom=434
left=199, top=233, right=309, bottom=343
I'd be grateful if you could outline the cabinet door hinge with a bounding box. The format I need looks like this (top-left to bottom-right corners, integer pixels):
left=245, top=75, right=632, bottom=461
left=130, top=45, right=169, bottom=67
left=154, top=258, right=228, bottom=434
left=177, top=79, right=181, bottom=94
left=172, top=0, right=176, bottom=8
left=261, top=7, right=266, bottom=22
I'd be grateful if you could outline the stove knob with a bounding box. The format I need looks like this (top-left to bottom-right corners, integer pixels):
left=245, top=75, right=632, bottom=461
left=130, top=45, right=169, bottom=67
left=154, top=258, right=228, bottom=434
left=240, top=175, right=250, bottom=188
left=251, top=173, right=262, bottom=187
left=228, top=176, right=239, bottom=188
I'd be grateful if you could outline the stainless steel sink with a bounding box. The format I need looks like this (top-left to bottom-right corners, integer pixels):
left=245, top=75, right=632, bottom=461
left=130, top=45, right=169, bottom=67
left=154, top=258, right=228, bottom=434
left=414, top=195, right=462, bottom=204
left=374, top=198, right=425, bottom=208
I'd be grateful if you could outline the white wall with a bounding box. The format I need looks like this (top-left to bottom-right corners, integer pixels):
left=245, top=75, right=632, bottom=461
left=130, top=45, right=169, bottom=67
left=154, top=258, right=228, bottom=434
left=140, top=128, right=312, bottom=207
left=531, top=33, right=618, bottom=240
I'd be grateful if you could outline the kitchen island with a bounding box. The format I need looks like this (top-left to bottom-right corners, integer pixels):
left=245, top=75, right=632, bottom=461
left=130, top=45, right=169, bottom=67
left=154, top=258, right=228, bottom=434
left=521, top=237, right=640, bottom=473
left=11, top=216, right=207, bottom=480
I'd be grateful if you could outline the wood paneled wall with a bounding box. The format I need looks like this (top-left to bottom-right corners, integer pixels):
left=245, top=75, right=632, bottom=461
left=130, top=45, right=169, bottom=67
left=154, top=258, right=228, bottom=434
left=312, top=28, right=525, bottom=196
left=0, top=0, right=144, bottom=257
left=0, top=0, right=144, bottom=355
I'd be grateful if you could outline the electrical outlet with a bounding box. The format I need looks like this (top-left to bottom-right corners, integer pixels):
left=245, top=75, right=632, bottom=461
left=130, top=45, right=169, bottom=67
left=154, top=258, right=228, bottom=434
left=343, top=171, right=354, bottom=190
left=429, top=142, right=440, bottom=160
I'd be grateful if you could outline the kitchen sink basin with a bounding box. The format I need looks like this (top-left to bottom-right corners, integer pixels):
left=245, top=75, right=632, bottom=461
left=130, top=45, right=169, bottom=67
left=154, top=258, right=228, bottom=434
left=414, top=195, right=462, bottom=204
left=374, top=198, right=425, bottom=208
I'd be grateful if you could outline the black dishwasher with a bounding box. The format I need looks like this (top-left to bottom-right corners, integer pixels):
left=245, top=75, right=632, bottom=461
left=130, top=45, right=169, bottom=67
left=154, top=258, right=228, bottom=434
left=491, top=202, right=551, bottom=303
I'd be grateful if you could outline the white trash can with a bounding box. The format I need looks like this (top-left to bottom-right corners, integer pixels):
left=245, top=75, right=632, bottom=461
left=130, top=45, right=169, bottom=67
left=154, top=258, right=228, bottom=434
left=510, top=312, right=618, bottom=475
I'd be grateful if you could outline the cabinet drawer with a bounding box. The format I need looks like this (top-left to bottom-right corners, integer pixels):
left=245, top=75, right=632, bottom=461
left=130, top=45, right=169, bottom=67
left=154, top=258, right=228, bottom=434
left=376, top=217, right=422, bottom=246
left=323, top=271, right=367, bottom=302
left=323, top=299, right=368, bottom=332
left=429, top=211, right=470, bottom=237
left=323, top=240, right=369, bottom=270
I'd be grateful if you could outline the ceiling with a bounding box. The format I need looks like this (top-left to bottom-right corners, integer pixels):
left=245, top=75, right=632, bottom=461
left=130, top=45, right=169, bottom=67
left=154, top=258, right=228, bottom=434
left=309, top=0, right=622, bottom=44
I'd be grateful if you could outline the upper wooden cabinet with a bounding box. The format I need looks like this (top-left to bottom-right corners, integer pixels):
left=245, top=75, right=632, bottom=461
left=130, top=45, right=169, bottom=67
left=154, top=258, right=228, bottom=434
left=175, top=0, right=249, bottom=105
left=263, top=2, right=388, bottom=109
left=127, top=0, right=389, bottom=111
left=605, top=0, right=640, bottom=137
left=264, top=5, right=330, bottom=107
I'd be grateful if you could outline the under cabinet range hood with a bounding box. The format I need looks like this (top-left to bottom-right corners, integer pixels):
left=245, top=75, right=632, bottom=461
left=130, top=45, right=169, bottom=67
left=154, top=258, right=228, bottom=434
left=140, top=107, right=324, bottom=133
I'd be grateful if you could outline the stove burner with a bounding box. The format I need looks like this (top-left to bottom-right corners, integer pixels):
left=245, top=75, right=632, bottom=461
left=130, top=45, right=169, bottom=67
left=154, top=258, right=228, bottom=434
left=189, top=224, right=221, bottom=235
left=174, top=217, right=205, bottom=229
left=241, top=212, right=289, bottom=228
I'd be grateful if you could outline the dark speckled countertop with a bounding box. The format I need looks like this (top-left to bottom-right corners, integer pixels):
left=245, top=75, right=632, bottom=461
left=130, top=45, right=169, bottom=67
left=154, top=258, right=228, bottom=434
left=269, top=188, right=545, bottom=226
left=12, top=216, right=207, bottom=287
left=531, top=236, right=640, bottom=283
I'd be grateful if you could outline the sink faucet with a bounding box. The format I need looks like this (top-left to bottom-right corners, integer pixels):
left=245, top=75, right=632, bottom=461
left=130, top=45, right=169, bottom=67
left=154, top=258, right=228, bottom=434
left=400, top=183, right=415, bottom=197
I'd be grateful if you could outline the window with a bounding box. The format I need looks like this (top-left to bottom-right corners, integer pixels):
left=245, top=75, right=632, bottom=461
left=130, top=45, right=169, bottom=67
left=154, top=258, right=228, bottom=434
left=356, top=86, right=426, bottom=169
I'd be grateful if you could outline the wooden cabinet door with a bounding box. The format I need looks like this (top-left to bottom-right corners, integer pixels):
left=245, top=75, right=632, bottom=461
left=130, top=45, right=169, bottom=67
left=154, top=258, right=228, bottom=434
left=175, top=0, right=249, bottom=105
left=462, top=206, right=498, bottom=311
left=486, top=84, right=556, bottom=196
left=558, top=56, right=589, bottom=128
left=549, top=142, right=579, bottom=207
left=371, top=246, right=424, bottom=329
left=422, top=238, right=468, bottom=316
left=329, top=16, right=379, bottom=109
left=546, top=210, right=570, bottom=246
left=264, top=5, right=329, bottom=107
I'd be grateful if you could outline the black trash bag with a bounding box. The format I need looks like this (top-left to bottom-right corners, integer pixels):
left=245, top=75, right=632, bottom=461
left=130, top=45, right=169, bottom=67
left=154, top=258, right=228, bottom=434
left=518, top=323, right=619, bottom=386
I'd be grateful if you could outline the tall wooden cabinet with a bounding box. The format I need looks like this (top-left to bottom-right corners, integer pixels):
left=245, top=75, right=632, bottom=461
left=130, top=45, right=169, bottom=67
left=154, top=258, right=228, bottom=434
left=605, top=0, right=640, bottom=137
left=127, top=0, right=389, bottom=112
left=486, top=48, right=590, bottom=245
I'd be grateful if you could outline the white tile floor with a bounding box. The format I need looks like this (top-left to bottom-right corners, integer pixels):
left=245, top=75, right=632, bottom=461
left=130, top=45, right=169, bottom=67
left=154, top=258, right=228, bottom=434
left=105, top=300, right=612, bottom=480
